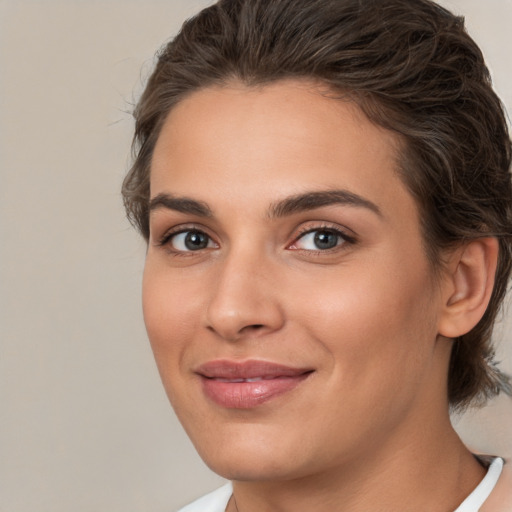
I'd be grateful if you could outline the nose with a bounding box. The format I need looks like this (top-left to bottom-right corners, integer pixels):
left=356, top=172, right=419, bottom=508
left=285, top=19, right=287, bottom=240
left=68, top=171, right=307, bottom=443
left=205, top=250, right=285, bottom=342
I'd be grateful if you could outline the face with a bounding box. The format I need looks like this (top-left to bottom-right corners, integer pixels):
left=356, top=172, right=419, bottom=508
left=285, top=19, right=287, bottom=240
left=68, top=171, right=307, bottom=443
left=144, top=80, right=451, bottom=481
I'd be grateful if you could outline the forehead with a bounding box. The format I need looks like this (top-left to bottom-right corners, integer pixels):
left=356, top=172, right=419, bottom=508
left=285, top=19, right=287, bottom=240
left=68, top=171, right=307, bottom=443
left=150, top=79, right=414, bottom=223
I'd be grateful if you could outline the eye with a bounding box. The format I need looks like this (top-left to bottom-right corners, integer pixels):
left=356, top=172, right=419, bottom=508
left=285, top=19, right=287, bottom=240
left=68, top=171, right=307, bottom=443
left=290, top=228, right=352, bottom=251
left=163, top=229, right=217, bottom=252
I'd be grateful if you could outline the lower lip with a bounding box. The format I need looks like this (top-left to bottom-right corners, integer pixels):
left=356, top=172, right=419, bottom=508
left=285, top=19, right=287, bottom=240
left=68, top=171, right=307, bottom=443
left=200, top=374, right=311, bottom=409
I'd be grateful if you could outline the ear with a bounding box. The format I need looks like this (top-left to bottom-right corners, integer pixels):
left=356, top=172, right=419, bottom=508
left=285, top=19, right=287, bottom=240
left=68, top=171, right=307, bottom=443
left=438, top=237, right=499, bottom=338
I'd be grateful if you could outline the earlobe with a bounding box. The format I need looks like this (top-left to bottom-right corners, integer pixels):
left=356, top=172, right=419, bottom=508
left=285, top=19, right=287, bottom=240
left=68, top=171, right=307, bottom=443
left=438, top=238, right=499, bottom=339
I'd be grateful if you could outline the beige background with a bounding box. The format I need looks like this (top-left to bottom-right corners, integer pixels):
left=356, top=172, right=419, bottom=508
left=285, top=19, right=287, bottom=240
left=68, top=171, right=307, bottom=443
left=1, top=1, right=511, bottom=511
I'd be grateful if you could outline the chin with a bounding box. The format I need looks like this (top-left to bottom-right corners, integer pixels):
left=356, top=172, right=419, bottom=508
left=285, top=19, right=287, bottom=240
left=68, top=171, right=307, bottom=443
left=189, top=424, right=309, bottom=481
left=203, top=453, right=301, bottom=482
left=197, top=423, right=347, bottom=485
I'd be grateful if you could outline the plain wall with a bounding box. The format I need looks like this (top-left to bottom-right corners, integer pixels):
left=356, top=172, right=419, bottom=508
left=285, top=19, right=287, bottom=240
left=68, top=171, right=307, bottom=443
left=0, top=1, right=511, bottom=510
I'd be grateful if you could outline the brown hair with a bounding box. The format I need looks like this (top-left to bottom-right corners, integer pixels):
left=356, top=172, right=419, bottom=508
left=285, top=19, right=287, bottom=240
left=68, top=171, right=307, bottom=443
left=122, top=0, right=512, bottom=410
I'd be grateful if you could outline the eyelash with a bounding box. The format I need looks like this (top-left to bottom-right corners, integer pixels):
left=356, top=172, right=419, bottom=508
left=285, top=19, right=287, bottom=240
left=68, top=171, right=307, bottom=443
left=157, top=225, right=217, bottom=255
left=156, top=223, right=357, bottom=255
left=289, top=224, right=357, bottom=253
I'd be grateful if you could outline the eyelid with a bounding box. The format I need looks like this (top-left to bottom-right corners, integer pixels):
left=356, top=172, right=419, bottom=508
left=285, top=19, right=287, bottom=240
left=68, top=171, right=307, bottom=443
left=155, top=223, right=218, bottom=248
left=153, top=221, right=356, bottom=254
left=287, top=223, right=357, bottom=251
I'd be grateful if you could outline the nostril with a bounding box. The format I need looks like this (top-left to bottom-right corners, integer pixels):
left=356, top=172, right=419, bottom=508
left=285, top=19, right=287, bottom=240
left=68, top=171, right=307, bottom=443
left=239, top=324, right=265, bottom=335
left=206, top=323, right=265, bottom=339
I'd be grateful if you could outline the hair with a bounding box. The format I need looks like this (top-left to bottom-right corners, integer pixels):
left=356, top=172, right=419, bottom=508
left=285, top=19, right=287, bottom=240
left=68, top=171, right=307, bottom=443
left=122, top=0, right=512, bottom=410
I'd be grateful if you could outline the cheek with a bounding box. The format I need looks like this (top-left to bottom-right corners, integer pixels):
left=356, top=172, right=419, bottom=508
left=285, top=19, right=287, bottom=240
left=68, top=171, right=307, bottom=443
left=291, top=255, right=439, bottom=388
left=142, top=264, right=200, bottom=382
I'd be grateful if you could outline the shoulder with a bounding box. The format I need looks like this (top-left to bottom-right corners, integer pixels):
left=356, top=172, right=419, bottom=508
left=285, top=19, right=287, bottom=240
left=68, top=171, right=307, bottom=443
left=176, top=483, right=233, bottom=512
left=481, top=458, right=512, bottom=512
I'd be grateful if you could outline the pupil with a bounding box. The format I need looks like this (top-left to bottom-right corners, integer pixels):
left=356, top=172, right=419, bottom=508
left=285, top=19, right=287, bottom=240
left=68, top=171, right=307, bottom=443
left=314, top=230, right=338, bottom=250
left=185, top=231, right=208, bottom=250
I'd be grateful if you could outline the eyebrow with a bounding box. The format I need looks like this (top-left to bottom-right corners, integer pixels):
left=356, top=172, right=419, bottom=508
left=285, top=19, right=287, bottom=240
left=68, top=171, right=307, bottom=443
left=148, top=189, right=381, bottom=219
left=268, top=190, right=382, bottom=218
left=149, top=193, right=213, bottom=217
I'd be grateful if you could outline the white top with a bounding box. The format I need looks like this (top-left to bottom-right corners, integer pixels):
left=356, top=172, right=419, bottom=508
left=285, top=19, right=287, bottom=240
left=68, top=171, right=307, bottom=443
left=454, top=458, right=504, bottom=512
left=177, top=457, right=505, bottom=512
left=177, top=483, right=232, bottom=512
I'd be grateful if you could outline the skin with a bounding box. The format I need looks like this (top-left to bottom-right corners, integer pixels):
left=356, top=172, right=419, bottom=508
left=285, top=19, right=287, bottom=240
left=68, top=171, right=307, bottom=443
left=144, top=80, right=491, bottom=511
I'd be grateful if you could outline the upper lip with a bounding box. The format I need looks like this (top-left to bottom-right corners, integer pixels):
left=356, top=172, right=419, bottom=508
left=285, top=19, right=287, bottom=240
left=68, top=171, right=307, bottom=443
left=195, top=360, right=314, bottom=380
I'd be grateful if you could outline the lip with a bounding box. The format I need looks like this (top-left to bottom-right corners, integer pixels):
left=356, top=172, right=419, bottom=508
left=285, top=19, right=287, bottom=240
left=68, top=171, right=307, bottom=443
left=195, top=360, right=314, bottom=409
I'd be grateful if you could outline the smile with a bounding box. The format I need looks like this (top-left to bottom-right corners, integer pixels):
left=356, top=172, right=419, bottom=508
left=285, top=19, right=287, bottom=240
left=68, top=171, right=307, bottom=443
left=195, top=360, right=314, bottom=409
left=211, top=376, right=278, bottom=383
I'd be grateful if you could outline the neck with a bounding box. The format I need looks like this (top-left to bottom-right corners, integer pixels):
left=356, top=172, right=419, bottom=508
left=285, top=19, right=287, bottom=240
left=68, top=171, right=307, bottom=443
left=229, top=413, right=485, bottom=512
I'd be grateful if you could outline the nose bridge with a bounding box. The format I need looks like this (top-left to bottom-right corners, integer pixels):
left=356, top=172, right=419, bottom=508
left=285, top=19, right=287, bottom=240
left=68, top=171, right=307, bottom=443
left=205, top=243, right=284, bottom=341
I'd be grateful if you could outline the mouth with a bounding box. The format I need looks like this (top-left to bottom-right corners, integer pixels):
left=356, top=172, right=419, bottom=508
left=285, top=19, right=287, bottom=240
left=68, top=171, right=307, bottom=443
left=195, top=360, right=314, bottom=409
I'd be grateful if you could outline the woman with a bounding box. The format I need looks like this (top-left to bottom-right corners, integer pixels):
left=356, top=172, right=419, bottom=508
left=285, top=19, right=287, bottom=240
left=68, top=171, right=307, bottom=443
left=122, top=0, right=512, bottom=510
